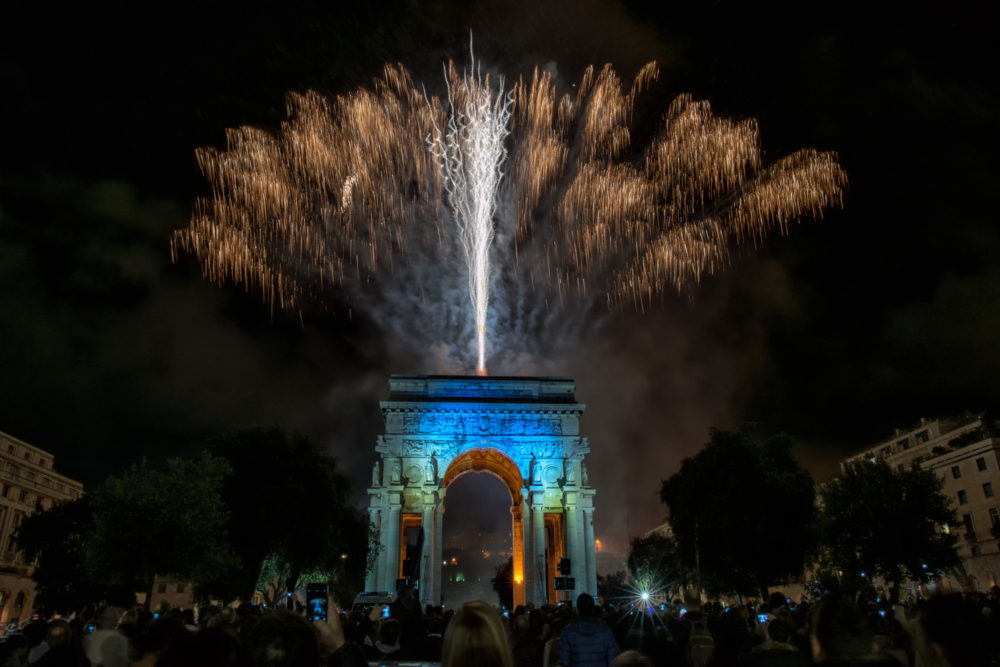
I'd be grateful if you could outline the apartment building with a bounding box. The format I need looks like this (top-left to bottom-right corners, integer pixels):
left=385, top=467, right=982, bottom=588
left=0, top=431, right=84, bottom=626
left=842, top=412, right=1000, bottom=590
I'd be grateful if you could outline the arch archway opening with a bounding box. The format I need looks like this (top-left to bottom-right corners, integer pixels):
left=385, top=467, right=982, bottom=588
left=442, top=472, right=513, bottom=606
left=441, top=448, right=525, bottom=607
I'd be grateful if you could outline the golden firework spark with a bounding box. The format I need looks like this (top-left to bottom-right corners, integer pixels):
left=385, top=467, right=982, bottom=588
left=172, top=57, right=846, bottom=364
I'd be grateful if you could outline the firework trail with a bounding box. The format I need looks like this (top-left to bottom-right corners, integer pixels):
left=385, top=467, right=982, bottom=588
left=427, top=40, right=513, bottom=374
left=171, top=52, right=846, bottom=373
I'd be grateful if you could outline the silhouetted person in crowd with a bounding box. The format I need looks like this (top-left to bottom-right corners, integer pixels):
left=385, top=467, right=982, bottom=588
left=0, top=633, right=28, bottom=667
left=83, top=607, right=127, bottom=667
left=422, top=614, right=446, bottom=662
left=130, top=616, right=189, bottom=667
left=512, top=609, right=546, bottom=667
left=808, top=595, right=898, bottom=666
left=610, top=650, right=652, bottom=667
left=157, top=627, right=246, bottom=667
left=390, top=586, right=424, bottom=655
left=365, top=617, right=403, bottom=661
left=909, top=594, right=998, bottom=667
left=245, top=611, right=318, bottom=667
left=558, top=593, right=618, bottom=667
left=32, top=620, right=88, bottom=667
left=22, top=618, right=49, bottom=664
left=681, top=589, right=715, bottom=667
left=739, top=617, right=807, bottom=667
left=441, top=601, right=514, bottom=667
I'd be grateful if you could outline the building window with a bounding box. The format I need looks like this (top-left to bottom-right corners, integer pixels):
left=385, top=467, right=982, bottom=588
left=952, top=466, right=962, bottom=479
left=177, top=583, right=186, bottom=593
left=963, top=513, right=975, bottom=533
left=990, top=508, right=1000, bottom=529
left=39, top=458, right=46, bottom=467
left=23, top=452, right=29, bottom=461
left=897, top=438, right=910, bottom=450
left=977, top=457, right=988, bottom=471
left=984, top=483, right=994, bottom=498
left=158, top=583, right=167, bottom=594
left=915, top=430, right=930, bottom=443
left=17, top=491, right=26, bottom=503
left=958, top=490, right=969, bottom=505
left=7, top=445, right=14, bottom=454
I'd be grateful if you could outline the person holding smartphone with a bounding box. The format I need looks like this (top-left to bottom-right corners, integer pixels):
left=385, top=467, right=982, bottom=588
left=312, top=594, right=367, bottom=667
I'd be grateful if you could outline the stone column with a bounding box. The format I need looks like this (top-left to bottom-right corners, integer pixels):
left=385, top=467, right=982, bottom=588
left=532, top=496, right=546, bottom=605
left=511, top=500, right=525, bottom=607
left=376, top=494, right=390, bottom=590
left=522, top=495, right=534, bottom=606
left=385, top=498, right=401, bottom=592
left=431, top=491, right=445, bottom=604
left=420, top=495, right=434, bottom=606
left=365, top=507, right=380, bottom=591
left=583, top=507, right=597, bottom=596
left=565, top=500, right=585, bottom=599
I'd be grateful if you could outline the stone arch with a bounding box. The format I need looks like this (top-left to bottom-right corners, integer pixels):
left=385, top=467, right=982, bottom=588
left=442, top=448, right=523, bottom=503
left=367, top=375, right=598, bottom=608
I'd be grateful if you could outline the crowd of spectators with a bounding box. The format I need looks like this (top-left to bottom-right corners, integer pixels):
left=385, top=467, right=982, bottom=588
left=0, top=585, right=998, bottom=667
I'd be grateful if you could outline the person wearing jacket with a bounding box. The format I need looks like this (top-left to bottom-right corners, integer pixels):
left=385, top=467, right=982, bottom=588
left=558, top=594, right=619, bottom=667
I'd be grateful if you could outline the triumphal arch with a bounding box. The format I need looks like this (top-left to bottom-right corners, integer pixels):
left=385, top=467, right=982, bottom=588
left=365, top=374, right=598, bottom=607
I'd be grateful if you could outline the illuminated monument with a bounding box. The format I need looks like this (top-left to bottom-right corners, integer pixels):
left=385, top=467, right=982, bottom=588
left=366, top=375, right=598, bottom=607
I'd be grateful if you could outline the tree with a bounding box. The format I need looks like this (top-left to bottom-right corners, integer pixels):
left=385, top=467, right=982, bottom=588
left=84, top=452, right=234, bottom=603
left=491, top=556, right=514, bottom=609
left=201, top=427, right=369, bottom=604
left=596, top=570, right=627, bottom=603
left=627, top=533, right=685, bottom=596
left=660, top=425, right=816, bottom=597
left=817, top=460, right=960, bottom=591
left=16, top=498, right=134, bottom=611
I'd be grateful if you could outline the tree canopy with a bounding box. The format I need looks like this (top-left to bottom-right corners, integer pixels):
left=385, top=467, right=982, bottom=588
left=16, top=426, right=371, bottom=612
left=16, top=497, right=133, bottom=609
left=660, top=425, right=816, bottom=597
left=201, top=426, right=369, bottom=603
left=627, top=532, right=683, bottom=596
left=817, top=459, right=960, bottom=589
left=84, top=452, right=234, bottom=600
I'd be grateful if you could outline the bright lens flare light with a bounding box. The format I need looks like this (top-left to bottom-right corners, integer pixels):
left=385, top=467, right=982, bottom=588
left=641, top=591, right=650, bottom=602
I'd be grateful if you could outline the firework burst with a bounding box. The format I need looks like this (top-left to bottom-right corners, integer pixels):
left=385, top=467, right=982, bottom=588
left=171, top=51, right=846, bottom=372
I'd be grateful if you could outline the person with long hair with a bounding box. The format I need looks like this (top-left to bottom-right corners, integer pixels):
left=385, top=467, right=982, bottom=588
left=441, top=601, right=514, bottom=667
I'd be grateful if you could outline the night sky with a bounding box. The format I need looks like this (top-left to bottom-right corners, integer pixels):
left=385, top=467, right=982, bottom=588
left=2, top=3, right=997, bottom=556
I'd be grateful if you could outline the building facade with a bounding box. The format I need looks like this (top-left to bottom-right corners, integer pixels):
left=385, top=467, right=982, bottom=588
left=366, top=375, right=599, bottom=608
left=0, top=431, right=84, bottom=626
left=842, top=413, right=1000, bottom=590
